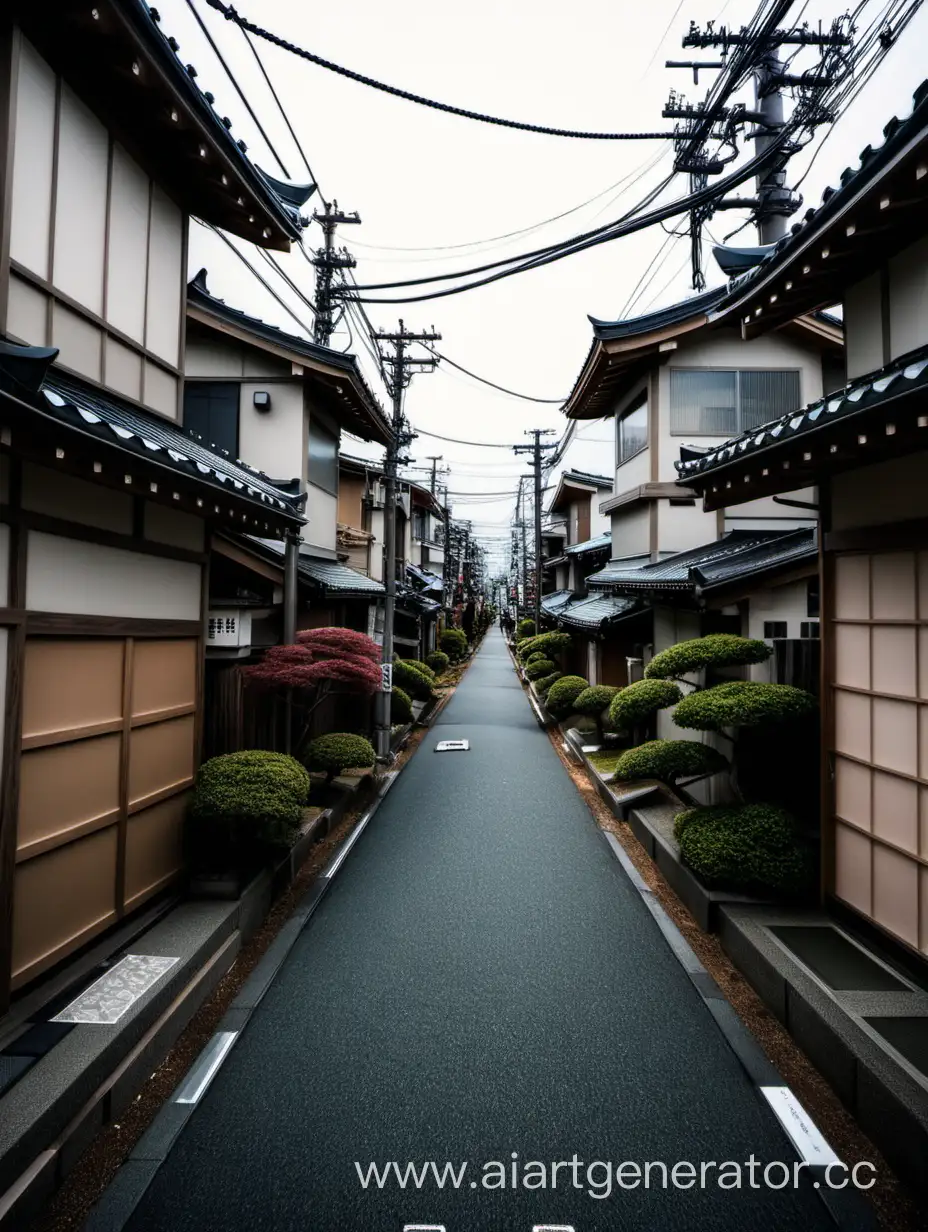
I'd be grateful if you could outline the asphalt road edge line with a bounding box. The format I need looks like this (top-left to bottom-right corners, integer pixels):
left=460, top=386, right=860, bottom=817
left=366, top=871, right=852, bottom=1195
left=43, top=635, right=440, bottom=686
left=84, top=769, right=403, bottom=1232
left=599, top=830, right=875, bottom=1232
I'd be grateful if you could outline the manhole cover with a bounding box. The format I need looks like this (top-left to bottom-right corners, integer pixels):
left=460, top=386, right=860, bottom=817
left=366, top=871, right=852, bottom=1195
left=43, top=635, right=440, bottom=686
left=435, top=739, right=469, bottom=752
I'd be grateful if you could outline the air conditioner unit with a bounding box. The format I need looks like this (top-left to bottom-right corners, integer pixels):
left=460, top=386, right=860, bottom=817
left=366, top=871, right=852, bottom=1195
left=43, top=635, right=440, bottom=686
left=206, top=609, right=252, bottom=648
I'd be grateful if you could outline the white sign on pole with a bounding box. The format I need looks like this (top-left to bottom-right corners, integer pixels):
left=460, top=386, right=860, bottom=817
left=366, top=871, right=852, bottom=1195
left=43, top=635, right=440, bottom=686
left=381, top=663, right=393, bottom=692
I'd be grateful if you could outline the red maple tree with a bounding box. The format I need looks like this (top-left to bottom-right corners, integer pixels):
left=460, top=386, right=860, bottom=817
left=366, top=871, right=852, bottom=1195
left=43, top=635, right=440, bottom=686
left=243, top=628, right=382, bottom=754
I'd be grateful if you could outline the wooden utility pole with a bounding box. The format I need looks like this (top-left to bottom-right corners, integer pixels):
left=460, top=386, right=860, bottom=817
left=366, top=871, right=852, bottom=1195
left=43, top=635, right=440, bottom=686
left=514, top=429, right=555, bottom=632
left=312, top=200, right=361, bottom=347
left=371, top=321, right=440, bottom=759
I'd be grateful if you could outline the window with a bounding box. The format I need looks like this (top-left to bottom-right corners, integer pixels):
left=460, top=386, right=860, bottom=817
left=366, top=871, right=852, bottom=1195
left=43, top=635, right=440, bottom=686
left=763, top=620, right=788, bottom=640
left=669, top=369, right=801, bottom=436
left=307, top=417, right=339, bottom=495
left=800, top=621, right=820, bottom=639
left=412, top=508, right=427, bottom=541
left=807, top=575, right=820, bottom=618
left=183, top=382, right=239, bottom=458
left=617, top=394, right=648, bottom=465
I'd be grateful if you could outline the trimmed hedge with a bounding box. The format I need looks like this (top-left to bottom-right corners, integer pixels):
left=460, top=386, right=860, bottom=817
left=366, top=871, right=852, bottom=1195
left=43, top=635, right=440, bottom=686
left=440, top=628, right=468, bottom=662
left=304, top=733, right=376, bottom=781
left=613, top=739, right=729, bottom=785
left=645, top=634, right=772, bottom=680
left=517, top=631, right=572, bottom=662
left=673, top=680, right=816, bottom=731
left=573, top=685, right=619, bottom=716
left=391, top=686, right=413, bottom=724
left=190, top=751, right=309, bottom=846
left=673, top=803, right=811, bottom=895
left=425, top=650, right=450, bottom=675
left=534, top=671, right=561, bottom=696
left=400, top=657, right=437, bottom=682
left=525, top=658, right=557, bottom=680
left=516, top=618, right=536, bottom=640
left=524, top=651, right=548, bottom=666
left=392, top=659, right=434, bottom=701
left=545, top=675, right=589, bottom=720
left=608, top=679, right=682, bottom=730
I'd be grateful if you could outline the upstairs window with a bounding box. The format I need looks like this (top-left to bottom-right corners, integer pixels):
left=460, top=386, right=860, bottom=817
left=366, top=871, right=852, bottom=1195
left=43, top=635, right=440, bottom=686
left=617, top=394, right=648, bottom=465
left=183, top=383, right=239, bottom=459
left=669, top=369, right=801, bottom=436
left=308, top=418, right=339, bottom=495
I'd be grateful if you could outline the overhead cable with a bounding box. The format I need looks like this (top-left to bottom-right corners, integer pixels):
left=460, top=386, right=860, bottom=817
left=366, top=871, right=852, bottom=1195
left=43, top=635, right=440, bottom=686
left=201, top=0, right=677, bottom=141
left=425, top=348, right=565, bottom=404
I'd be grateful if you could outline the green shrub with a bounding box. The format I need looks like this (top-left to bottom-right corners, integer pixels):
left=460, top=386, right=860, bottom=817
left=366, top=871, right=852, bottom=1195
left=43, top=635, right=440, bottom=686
left=673, top=803, right=811, bottom=895
left=525, top=658, right=556, bottom=680
left=516, top=618, right=536, bottom=640
left=391, top=686, right=413, bottom=724
left=440, top=628, right=468, bottom=662
left=574, top=685, right=619, bottom=716
left=517, top=631, right=572, bottom=662
left=304, top=733, right=376, bottom=782
left=613, top=739, right=729, bottom=786
left=399, top=657, right=436, bottom=682
left=534, top=671, right=561, bottom=696
left=608, top=679, right=682, bottom=730
left=392, top=659, right=434, bottom=701
left=190, top=751, right=309, bottom=847
left=545, top=675, right=589, bottom=719
left=645, top=634, right=772, bottom=680
left=525, top=651, right=548, bottom=666
left=425, top=650, right=449, bottom=675
left=673, top=680, right=816, bottom=732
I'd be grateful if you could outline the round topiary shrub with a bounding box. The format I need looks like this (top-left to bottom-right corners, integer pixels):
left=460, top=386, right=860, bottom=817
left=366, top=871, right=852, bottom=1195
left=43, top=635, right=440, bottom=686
left=645, top=634, right=772, bottom=680
left=613, top=739, right=729, bottom=786
left=534, top=671, right=561, bottom=696
left=518, top=631, right=572, bottom=662
left=440, top=628, right=468, bottom=662
left=525, top=658, right=556, bottom=680
left=516, top=618, right=536, bottom=640
left=673, top=803, right=811, bottom=895
left=545, top=675, right=590, bottom=720
left=524, top=651, right=548, bottom=666
left=672, top=680, right=816, bottom=731
left=304, top=733, right=376, bottom=782
left=574, top=685, right=619, bottom=716
left=190, top=751, right=310, bottom=853
left=400, top=657, right=436, bottom=682
left=425, top=650, right=449, bottom=675
left=392, top=659, right=434, bottom=701
left=608, top=679, right=682, bottom=731
left=391, top=686, right=413, bottom=724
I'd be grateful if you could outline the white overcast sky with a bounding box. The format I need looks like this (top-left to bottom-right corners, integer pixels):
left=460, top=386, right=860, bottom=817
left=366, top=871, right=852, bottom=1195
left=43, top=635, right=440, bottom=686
left=159, top=0, right=928, bottom=573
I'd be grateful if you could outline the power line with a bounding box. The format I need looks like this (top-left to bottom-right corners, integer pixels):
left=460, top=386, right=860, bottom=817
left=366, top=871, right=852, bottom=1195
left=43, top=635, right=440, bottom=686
left=424, top=348, right=565, bottom=404
left=196, top=220, right=315, bottom=336
left=184, top=0, right=292, bottom=177
left=202, top=0, right=679, bottom=141
left=411, top=427, right=517, bottom=449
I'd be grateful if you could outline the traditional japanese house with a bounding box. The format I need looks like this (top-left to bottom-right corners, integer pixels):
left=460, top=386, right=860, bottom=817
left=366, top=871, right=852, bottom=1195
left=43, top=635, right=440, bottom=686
left=0, top=1, right=307, bottom=1011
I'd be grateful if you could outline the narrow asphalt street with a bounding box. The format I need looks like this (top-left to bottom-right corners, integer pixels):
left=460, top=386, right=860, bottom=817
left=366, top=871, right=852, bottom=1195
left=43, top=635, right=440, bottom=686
left=114, top=629, right=834, bottom=1231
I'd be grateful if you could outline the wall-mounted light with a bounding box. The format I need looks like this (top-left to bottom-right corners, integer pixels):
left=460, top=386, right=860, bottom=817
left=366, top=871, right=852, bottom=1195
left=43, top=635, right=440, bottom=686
left=253, top=390, right=271, bottom=413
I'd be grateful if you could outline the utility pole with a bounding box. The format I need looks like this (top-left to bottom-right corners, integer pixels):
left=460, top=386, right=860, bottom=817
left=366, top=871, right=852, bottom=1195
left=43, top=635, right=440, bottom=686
left=425, top=454, right=443, bottom=495
left=312, top=200, right=361, bottom=347
left=371, top=320, right=440, bottom=759
left=514, top=429, right=556, bottom=632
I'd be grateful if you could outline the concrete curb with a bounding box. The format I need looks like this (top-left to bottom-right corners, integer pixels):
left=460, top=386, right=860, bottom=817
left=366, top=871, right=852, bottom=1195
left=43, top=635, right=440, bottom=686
left=84, top=770, right=402, bottom=1232
left=598, top=831, right=875, bottom=1231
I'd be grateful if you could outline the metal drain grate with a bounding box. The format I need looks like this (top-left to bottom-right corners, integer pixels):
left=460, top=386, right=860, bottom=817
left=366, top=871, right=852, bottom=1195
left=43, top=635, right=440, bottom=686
left=435, top=739, right=469, bottom=752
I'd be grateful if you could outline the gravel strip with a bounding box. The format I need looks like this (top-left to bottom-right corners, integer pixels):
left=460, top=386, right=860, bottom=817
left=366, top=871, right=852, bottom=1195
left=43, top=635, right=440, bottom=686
left=546, top=727, right=921, bottom=1232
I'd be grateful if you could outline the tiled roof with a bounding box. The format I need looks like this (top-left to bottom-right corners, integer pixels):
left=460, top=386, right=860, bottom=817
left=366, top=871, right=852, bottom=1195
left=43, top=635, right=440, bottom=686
left=560, top=469, right=612, bottom=488
left=712, top=79, right=928, bottom=307
left=300, top=557, right=385, bottom=596
left=38, top=370, right=304, bottom=521
left=540, top=590, right=574, bottom=616
left=676, top=343, right=928, bottom=482
left=588, top=285, right=728, bottom=342
left=565, top=531, right=612, bottom=557
left=691, top=528, right=817, bottom=591
left=396, top=583, right=440, bottom=614
left=188, top=271, right=390, bottom=443
left=558, top=593, right=642, bottom=630
left=587, top=530, right=810, bottom=592
left=542, top=554, right=568, bottom=570
left=407, top=564, right=443, bottom=595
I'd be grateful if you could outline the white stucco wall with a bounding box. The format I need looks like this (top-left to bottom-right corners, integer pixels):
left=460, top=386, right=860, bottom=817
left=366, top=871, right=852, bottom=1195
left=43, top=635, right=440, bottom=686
left=611, top=505, right=650, bottom=557
left=238, top=381, right=305, bottom=484
left=889, top=235, right=928, bottom=361
left=746, top=578, right=815, bottom=681
left=844, top=272, right=884, bottom=379
left=305, top=488, right=338, bottom=554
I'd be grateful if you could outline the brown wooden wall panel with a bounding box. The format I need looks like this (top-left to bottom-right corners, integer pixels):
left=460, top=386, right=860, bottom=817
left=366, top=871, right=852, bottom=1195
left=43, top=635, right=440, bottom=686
left=17, top=733, right=121, bottom=856
left=123, top=793, right=187, bottom=910
left=131, top=638, right=197, bottom=717
left=22, top=637, right=124, bottom=738
left=127, top=713, right=195, bottom=807
left=11, top=826, right=118, bottom=988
